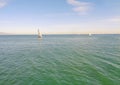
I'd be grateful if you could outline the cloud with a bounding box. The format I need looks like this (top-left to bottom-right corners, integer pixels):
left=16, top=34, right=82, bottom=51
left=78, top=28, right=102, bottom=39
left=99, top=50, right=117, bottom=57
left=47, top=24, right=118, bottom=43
left=0, top=0, right=9, bottom=8
left=66, top=0, right=93, bottom=15
left=44, top=13, right=75, bottom=17
left=107, top=16, right=120, bottom=23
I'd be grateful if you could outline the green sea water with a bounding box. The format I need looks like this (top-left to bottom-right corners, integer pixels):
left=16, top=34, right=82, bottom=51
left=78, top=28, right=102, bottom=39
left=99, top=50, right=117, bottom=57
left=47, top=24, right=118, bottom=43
left=0, top=34, right=120, bottom=85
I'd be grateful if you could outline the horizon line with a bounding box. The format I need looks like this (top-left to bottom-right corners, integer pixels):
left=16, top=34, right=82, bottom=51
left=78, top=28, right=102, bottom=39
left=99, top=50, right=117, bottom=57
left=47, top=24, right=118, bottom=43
left=0, top=32, right=120, bottom=35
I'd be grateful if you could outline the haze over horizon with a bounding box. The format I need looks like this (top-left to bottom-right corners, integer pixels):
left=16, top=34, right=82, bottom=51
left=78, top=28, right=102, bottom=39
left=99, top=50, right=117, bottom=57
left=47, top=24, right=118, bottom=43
left=0, top=0, right=120, bottom=34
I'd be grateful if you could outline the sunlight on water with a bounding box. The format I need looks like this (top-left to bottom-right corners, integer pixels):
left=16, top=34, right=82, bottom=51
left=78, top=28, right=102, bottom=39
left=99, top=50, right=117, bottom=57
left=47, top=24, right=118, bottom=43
left=0, top=34, right=120, bottom=85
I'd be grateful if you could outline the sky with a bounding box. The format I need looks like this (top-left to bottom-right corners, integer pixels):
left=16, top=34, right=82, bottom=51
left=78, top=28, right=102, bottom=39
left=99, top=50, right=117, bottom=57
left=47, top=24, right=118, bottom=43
left=0, top=0, right=120, bottom=34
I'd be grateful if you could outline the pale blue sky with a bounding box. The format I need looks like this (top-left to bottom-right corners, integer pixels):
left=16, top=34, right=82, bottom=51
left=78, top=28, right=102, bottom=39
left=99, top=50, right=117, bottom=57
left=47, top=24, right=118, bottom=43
left=0, top=0, right=120, bottom=34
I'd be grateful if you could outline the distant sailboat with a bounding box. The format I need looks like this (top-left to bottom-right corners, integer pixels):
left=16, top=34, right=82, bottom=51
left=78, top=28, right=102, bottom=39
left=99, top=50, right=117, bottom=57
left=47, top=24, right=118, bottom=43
left=89, top=33, right=92, bottom=36
left=38, top=29, right=42, bottom=38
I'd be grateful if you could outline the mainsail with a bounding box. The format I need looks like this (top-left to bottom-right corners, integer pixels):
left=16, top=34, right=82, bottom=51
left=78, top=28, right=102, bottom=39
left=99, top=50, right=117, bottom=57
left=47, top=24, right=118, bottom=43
left=38, top=29, right=42, bottom=38
left=89, top=33, right=92, bottom=36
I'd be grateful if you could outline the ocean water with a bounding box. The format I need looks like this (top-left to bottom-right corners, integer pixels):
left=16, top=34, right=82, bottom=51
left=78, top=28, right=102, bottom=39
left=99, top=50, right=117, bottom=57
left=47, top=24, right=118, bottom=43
left=0, top=34, right=120, bottom=85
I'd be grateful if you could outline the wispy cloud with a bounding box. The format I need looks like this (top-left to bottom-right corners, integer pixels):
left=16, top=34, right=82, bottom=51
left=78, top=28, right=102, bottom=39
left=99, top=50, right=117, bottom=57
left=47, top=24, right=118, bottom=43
left=107, top=16, right=120, bottom=23
left=66, top=0, right=93, bottom=15
left=0, top=0, right=9, bottom=8
left=44, top=13, right=75, bottom=17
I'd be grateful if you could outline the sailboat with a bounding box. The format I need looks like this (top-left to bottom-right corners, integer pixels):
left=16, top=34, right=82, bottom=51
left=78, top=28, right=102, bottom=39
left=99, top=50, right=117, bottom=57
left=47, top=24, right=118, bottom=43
left=89, top=33, right=92, bottom=36
left=38, top=29, right=42, bottom=38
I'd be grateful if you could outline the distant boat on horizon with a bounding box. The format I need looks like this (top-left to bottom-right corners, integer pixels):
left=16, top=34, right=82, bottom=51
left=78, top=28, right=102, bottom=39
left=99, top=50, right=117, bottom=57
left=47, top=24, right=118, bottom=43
left=89, top=33, right=92, bottom=36
left=38, top=29, right=42, bottom=38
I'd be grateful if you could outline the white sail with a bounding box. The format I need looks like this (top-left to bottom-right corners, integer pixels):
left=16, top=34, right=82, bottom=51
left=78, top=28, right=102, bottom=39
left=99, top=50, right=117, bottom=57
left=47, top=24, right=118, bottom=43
left=89, top=33, right=92, bottom=36
left=38, top=29, right=42, bottom=38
